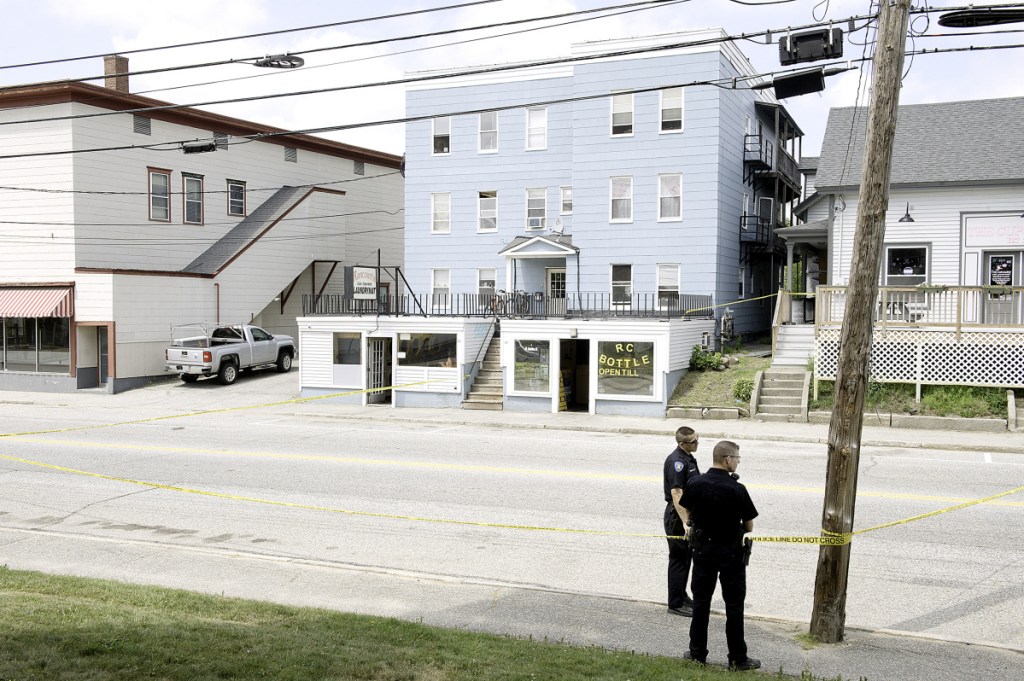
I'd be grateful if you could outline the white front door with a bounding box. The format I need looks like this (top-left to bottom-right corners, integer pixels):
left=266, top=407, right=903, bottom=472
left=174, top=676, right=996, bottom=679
left=547, top=268, right=567, bottom=317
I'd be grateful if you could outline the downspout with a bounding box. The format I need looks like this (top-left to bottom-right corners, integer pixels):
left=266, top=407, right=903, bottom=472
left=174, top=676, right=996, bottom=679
left=215, top=283, right=220, bottom=324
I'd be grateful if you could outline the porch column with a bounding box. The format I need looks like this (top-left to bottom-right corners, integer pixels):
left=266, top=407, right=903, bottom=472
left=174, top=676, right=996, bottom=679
left=786, top=241, right=795, bottom=291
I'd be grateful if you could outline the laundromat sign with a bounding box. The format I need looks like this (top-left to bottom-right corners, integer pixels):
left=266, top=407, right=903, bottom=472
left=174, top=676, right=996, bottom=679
left=965, top=215, right=1024, bottom=247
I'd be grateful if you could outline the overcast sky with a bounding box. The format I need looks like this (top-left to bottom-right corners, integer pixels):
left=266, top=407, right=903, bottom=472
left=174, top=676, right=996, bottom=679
left=3, top=0, right=1022, bottom=156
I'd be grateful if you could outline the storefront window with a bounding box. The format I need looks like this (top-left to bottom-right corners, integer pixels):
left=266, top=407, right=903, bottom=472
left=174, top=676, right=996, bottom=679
left=399, top=333, right=457, bottom=367
left=4, top=317, right=37, bottom=372
left=37, top=318, right=70, bottom=373
left=597, top=341, right=654, bottom=396
left=514, top=340, right=549, bottom=392
left=333, top=332, right=361, bottom=365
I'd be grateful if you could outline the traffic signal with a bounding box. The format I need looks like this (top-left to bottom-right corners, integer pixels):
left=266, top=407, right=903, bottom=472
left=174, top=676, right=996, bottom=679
left=779, top=28, right=844, bottom=65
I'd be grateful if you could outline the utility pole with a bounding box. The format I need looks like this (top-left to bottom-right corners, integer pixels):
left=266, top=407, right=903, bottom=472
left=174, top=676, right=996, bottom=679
left=809, top=0, right=911, bottom=643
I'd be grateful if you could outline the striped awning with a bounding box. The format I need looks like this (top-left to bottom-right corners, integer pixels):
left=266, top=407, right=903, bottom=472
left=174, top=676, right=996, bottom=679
left=0, top=287, right=74, bottom=318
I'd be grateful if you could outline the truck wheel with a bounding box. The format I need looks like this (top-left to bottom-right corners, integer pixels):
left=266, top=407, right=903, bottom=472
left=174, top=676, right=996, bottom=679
left=181, top=374, right=199, bottom=383
left=218, top=361, right=239, bottom=385
left=276, top=351, right=293, bottom=373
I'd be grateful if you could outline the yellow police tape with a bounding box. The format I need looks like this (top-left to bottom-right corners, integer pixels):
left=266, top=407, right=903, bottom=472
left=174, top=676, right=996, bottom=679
left=683, top=290, right=814, bottom=315
left=1, top=447, right=1019, bottom=545
left=0, top=380, right=440, bottom=439
left=1, top=379, right=1020, bottom=545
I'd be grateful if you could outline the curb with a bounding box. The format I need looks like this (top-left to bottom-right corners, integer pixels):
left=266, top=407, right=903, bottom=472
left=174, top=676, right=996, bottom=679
left=289, top=410, right=1024, bottom=455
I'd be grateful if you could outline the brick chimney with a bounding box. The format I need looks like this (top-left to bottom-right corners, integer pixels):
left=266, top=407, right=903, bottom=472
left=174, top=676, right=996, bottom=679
left=103, top=55, right=129, bottom=94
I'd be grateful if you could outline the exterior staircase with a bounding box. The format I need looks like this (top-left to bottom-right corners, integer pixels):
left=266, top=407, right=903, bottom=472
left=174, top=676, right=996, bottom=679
left=463, top=334, right=503, bottom=410
left=753, top=368, right=808, bottom=421
left=773, top=324, right=816, bottom=367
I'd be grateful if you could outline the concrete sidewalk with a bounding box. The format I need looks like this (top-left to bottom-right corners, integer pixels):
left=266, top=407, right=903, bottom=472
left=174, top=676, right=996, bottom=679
left=2, top=526, right=1020, bottom=681
left=287, top=400, right=1024, bottom=454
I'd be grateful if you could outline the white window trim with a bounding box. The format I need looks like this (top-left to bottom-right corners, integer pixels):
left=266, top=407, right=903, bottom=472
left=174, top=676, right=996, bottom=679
left=478, top=191, right=497, bottom=233
left=560, top=186, right=573, bottom=215
left=609, top=176, right=633, bottom=223
left=659, top=87, right=684, bottom=134
left=657, top=173, right=682, bottom=222
left=526, top=107, right=548, bottom=151
left=477, top=268, right=497, bottom=297
left=431, top=192, right=451, bottom=235
left=610, top=93, right=634, bottom=137
left=431, top=268, right=451, bottom=295
left=738, top=266, right=746, bottom=299
left=432, top=117, right=451, bottom=156
left=592, top=337, right=663, bottom=402
left=526, top=187, right=546, bottom=230
left=506, top=335, right=557, bottom=398
left=478, top=112, right=498, bottom=153
left=657, top=264, right=680, bottom=310
left=610, top=264, right=633, bottom=306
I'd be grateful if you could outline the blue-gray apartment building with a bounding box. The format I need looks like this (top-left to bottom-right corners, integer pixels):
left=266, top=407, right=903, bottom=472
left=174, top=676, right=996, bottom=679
left=298, top=30, right=804, bottom=416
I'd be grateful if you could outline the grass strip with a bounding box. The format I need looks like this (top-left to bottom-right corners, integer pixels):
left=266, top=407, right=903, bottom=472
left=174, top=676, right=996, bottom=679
left=1, top=567, right=850, bottom=680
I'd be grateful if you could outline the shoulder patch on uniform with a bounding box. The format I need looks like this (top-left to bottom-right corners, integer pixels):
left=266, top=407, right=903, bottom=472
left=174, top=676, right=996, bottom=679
left=674, top=461, right=684, bottom=472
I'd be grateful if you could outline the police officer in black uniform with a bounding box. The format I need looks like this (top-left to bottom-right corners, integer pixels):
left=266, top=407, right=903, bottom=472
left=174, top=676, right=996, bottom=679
left=663, top=426, right=700, bottom=617
left=681, top=440, right=760, bottom=671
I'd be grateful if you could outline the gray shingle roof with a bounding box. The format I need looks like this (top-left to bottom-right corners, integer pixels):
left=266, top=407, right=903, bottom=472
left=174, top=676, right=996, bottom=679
left=814, top=96, right=1024, bottom=191
left=183, top=186, right=309, bottom=275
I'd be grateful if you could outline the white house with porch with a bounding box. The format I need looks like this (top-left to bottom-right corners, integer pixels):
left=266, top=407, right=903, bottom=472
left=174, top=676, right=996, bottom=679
left=762, top=96, right=1024, bottom=417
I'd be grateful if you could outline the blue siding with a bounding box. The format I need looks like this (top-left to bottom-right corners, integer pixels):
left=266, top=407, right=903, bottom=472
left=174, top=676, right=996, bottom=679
left=404, top=42, right=797, bottom=339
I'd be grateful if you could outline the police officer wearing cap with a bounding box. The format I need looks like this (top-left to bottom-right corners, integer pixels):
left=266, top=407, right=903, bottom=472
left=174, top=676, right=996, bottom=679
left=681, top=440, right=760, bottom=671
left=663, top=426, right=700, bottom=617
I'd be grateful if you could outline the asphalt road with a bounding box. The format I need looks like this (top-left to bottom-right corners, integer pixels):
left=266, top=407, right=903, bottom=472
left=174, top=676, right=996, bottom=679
left=1, top=374, right=1021, bottom=657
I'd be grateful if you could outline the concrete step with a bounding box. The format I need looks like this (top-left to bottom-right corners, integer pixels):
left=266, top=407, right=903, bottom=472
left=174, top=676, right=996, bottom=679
left=757, top=404, right=802, bottom=415
left=469, top=386, right=503, bottom=396
left=759, top=395, right=802, bottom=406
left=759, top=388, right=803, bottom=398
left=763, top=375, right=805, bottom=384
left=754, top=412, right=804, bottom=422
left=482, top=361, right=501, bottom=370
left=462, top=401, right=503, bottom=411
left=474, top=378, right=503, bottom=387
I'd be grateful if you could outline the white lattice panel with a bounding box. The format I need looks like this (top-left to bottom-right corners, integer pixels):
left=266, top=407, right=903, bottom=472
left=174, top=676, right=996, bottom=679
left=815, top=328, right=1024, bottom=388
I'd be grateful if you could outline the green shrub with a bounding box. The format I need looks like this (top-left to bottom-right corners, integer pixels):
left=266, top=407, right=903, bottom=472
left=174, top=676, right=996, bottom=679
left=689, top=345, right=724, bottom=371
left=733, top=378, right=754, bottom=403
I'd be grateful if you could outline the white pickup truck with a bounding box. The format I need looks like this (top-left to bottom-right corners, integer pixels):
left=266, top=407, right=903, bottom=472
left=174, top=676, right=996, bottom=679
left=165, top=323, right=295, bottom=385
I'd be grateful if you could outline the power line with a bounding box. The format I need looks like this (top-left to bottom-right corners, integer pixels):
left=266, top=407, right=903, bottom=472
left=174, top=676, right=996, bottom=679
left=0, top=0, right=503, bottom=72
left=42, top=1, right=685, bottom=89
left=134, top=0, right=684, bottom=99
left=0, top=10, right=880, bottom=131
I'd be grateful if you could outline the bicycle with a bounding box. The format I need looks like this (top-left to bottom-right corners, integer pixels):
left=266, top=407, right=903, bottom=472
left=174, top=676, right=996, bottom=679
left=490, top=289, right=531, bottom=318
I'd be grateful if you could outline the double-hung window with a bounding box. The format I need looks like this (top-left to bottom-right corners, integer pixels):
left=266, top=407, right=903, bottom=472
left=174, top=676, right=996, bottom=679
left=611, top=93, right=633, bottom=136
left=658, top=174, right=682, bottom=221
left=478, top=268, right=496, bottom=301
left=738, top=266, right=746, bottom=298
left=431, top=268, right=450, bottom=306
left=657, top=264, right=680, bottom=309
left=478, top=191, right=497, bottom=232
left=660, top=88, right=683, bottom=132
left=526, top=188, right=546, bottom=230
left=611, top=264, right=632, bottom=306
left=610, top=176, right=632, bottom=222
left=227, top=180, right=246, bottom=217
left=431, top=192, right=451, bottom=234
left=433, top=117, right=451, bottom=155
left=560, top=186, right=573, bottom=215
left=182, top=173, right=204, bottom=225
left=479, top=112, right=497, bottom=152
left=148, top=168, right=171, bottom=221
left=526, top=107, right=547, bottom=150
